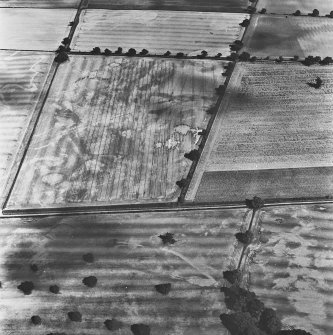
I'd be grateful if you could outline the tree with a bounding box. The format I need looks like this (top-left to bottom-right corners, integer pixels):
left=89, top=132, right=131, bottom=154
left=114, top=47, right=123, bottom=54
left=127, top=48, right=136, bottom=56
left=139, top=49, right=149, bottom=55
left=215, top=85, right=225, bottom=95
left=55, top=51, right=69, bottom=63
left=239, top=52, right=251, bottom=61
left=164, top=50, right=171, bottom=56
left=293, top=55, right=299, bottom=61
left=176, top=52, right=185, bottom=58
left=293, top=10, right=301, bottom=16
left=259, top=8, right=267, bottom=14
left=62, top=37, right=70, bottom=45
left=214, top=53, right=222, bottom=58
left=309, top=9, right=319, bottom=17
left=250, top=56, right=257, bottom=62
left=104, top=48, right=112, bottom=56
left=247, top=6, right=256, bottom=14
left=321, top=56, right=333, bottom=65
left=245, top=196, right=264, bottom=230
left=307, top=77, right=323, bottom=89
left=184, top=149, right=200, bottom=161
left=239, top=19, right=250, bottom=27
left=91, top=47, right=101, bottom=54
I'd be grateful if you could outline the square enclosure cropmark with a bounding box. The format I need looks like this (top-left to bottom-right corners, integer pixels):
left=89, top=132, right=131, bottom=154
left=0, top=8, right=76, bottom=50
left=257, top=0, right=333, bottom=16
left=246, top=204, right=333, bottom=335
left=71, top=10, right=249, bottom=56
left=0, top=0, right=80, bottom=8
left=0, top=51, right=53, bottom=199
left=186, top=61, right=333, bottom=203
left=0, top=208, right=246, bottom=335
left=87, top=0, right=250, bottom=12
left=6, top=56, right=227, bottom=209
left=241, top=15, right=333, bottom=58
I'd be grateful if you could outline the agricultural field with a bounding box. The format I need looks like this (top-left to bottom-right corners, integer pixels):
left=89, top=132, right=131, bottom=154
left=241, top=15, right=333, bottom=58
left=245, top=203, right=333, bottom=335
left=0, top=51, right=53, bottom=204
left=186, top=61, right=333, bottom=203
left=0, top=8, right=76, bottom=50
left=0, top=208, right=246, bottom=335
left=257, top=0, right=333, bottom=15
left=5, top=55, right=227, bottom=209
left=87, top=0, right=251, bottom=12
left=71, top=10, right=249, bottom=56
left=0, top=0, right=80, bottom=8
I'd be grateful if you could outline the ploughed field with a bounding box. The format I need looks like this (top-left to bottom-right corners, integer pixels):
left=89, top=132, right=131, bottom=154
left=186, top=61, right=333, bottom=203
left=257, top=0, right=333, bottom=15
left=245, top=203, right=333, bottom=335
left=0, top=8, right=75, bottom=50
left=0, top=208, right=246, bottom=335
left=5, top=55, right=227, bottom=209
left=241, top=15, right=333, bottom=58
left=0, top=51, right=53, bottom=202
left=87, top=0, right=250, bottom=12
left=71, top=10, right=249, bottom=57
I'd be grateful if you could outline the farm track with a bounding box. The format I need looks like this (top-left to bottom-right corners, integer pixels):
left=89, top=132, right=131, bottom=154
left=71, top=10, right=249, bottom=56
left=5, top=56, right=227, bottom=210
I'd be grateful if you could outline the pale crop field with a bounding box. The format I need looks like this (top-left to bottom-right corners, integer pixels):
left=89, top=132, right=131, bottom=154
left=0, top=8, right=75, bottom=50
left=242, top=15, right=333, bottom=58
left=187, top=61, right=333, bottom=202
left=0, top=51, right=53, bottom=202
left=87, top=0, right=250, bottom=12
left=6, top=55, right=226, bottom=209
left=257, top=0, right=333, bottom=15
left=72, top=10, right=249, bottom=56
left=0, top=0, right=80, bottom=7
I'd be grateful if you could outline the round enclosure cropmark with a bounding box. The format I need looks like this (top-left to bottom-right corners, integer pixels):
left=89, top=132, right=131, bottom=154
left=82, top=253, right=94, bottom=263
left=104, top=318, right=123, bottom=331
left=31, top=315, right=42, bottom=325
left=68, top=311, right=82, bottom=322
left=155, top=283, right=171, bottom=295
left=131, top=324, right=151, bottom=335
left=82, top=276, right=97, bottom=288
left=17, top=281, right=34, bottom=295
left=49, top=285, right=60, bottom=294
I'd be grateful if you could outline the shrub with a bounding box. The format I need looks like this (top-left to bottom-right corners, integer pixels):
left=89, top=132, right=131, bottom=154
left=91, top=47, right=101, bottom=55
left=259, top=8, right=267, bottom=14
left=104, top=48, right=112, bottom=56
left=176, top=52, right=185, bottom=58
left=55, top=51, right=69, bottom=63
left=127, top=48, right=137, bottom=56
left=114, top=47, right=123, bottom=54
left=239, top=52, right=251, bottom=61
left=139, top=49, right=149, bottom=55
left=293, top=10, right=301, bottom=16
left=164, top=50, right=171, bottom=56
left=239, top=19, right=250, bottom=27
left=214, top=52, right=222, bottom=58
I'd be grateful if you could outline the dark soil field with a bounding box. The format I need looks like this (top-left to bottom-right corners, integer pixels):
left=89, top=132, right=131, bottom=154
left=242, top=15, right=333, bottom=58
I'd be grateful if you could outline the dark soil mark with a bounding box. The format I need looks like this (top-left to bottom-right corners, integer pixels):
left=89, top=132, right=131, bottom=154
left=49, top=285, right=60, bottom=294
left=31, top=315, right=42, bottom=325
left=82, top=253, right=94, bottom=263
left=131, top=324, right=151, bottom=335
left=158, top=232, right=176, bottom=245
left=17, top=281, right=34, bottom=295
left=68, top=311, right=82, bottom=322
left=30, top=264, right=38, bottom=272
left=82, top=276, right=97, bottom=288
left=155, top=283, right=171, bottom=295
left=104, top=318, right=123, bottom=331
